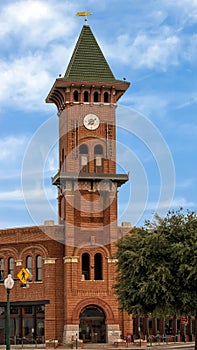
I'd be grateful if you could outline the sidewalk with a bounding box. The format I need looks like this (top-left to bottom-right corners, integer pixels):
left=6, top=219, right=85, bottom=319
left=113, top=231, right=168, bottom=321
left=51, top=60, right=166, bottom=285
left=0, top=342, right=195, bottom=350
left=73, top=343, right=195, bottom=350
left=63, top=342, right=195, bottom=350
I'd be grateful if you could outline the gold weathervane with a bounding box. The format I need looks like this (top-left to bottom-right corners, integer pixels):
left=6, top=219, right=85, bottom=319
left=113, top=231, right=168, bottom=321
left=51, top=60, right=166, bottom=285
left=76, top=11, right=92, bottom=23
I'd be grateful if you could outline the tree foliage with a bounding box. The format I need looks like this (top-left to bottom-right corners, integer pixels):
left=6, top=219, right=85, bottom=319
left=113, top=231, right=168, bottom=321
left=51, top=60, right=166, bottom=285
left=115, top=209, right=197, bottom=318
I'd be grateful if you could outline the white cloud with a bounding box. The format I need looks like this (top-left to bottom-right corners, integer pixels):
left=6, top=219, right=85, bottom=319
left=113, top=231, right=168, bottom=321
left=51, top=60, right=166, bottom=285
left=162, top=0, right=197, bottom=25
left=176, top=179, right=194, bottom=189
left=0, top=45, right=73, bottom=111
left=0, top=184, right=56, bottom=202
left=0, top=1, right=78, bottom=110
left=0, top=55, right=52, bottom=110
left=0, top=0, right=196, bottom=111
left=105, top=31, right=180, bottom=71
left=124, top=93, right=169, bottom=117
left=175, top=93, right=197, bottom=109
left=119, top=196, right=196, bottom=226
left=0, top=1, right=76, bottom=48
left=147, top=197, right=196, bottom=210
left=0, top=189, right=23, bottom=201
left=0, top=136, right=27, bottom=161
left=101, top=1, right=197, bottom=71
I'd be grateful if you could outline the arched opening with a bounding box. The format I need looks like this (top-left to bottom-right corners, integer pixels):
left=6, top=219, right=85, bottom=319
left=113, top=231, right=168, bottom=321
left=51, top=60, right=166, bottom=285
left=104, top=92, right=109, bottom=103
left=79, top=305, right=106, bottom=343
left=26, top=256, right=32, bottom=281
left=84, top=91, right=89, bottom=102
left=94, top=253, right=102, bottom=280
left=94, top=144, right=103, bottom=173
left=82, top=253, right=90, bottom=280
left=8, top=257, right=14, bottom=277
left=73, top=90, right=79, bottom=102
left=79, top=144, right=89, bottom=173
left=94, top=91, right=99, bottom=102
left=36, top=255, right=42, bottom=281
left=0, top=258, right=4, bottom=281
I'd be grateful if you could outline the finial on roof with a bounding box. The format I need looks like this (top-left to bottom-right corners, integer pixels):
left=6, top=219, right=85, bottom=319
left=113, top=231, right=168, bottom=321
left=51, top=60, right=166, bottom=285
left=76, top=11, right=92, bottom=23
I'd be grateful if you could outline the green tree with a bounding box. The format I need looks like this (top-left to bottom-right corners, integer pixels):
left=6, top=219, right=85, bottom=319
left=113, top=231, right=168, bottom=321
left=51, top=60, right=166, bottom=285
left=115, top=209, right=197, bottom=349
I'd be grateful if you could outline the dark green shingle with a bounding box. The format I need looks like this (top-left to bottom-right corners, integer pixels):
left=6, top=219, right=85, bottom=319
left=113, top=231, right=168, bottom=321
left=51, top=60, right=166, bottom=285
left=64, top=25, right=118, bottom=83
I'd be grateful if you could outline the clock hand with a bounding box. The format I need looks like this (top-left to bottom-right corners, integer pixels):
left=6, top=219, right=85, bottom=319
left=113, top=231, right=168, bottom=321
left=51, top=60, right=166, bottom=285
left=88, top=118, right=96, bottom=125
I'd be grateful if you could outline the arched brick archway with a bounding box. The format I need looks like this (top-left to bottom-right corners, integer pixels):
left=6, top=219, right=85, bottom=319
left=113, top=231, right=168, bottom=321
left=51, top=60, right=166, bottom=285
left=71, top=298, right=115, bottom=324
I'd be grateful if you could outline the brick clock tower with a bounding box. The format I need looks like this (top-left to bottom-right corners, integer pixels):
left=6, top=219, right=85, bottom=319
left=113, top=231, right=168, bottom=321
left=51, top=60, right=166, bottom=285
left=46, top=24, right=130, bottom=344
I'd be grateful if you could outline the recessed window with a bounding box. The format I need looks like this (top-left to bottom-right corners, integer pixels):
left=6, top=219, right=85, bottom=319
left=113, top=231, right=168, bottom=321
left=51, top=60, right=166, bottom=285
left=94, top=253, right=102, bottom=280
left=0, top=258, right=4, bottom=281
left=94, top=91, right=99, bottom=102
left=73, top=90, right=79, bottom=102
left=94, top=145, right=103, bottom=173
left=84, top=91, right=89, bottom=102
left=36, top=255, right=42, bottom=281
left=26, top=256, right=32, bottom=281
left=79, top=144, right=89, bottom=172
left=104, top=92, right=109, bottom=103
left=8, top=257, right=14, bottom=277
left=82, top=253, right=90, bottom=280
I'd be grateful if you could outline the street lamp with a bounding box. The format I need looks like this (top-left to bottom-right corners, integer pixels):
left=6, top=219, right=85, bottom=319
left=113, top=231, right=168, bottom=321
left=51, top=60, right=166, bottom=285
left=4, top=274, right=14, bottom=350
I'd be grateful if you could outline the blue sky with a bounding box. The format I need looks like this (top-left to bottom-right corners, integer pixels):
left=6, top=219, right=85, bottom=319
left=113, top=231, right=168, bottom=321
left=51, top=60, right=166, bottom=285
left=0, top=0, right=196, bottom=229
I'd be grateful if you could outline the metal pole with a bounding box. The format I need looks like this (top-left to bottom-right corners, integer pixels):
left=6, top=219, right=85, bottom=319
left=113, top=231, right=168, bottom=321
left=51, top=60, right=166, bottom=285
left=184, top=324, right=186, bottom=342
left=6, top=289, right=10, bottom=350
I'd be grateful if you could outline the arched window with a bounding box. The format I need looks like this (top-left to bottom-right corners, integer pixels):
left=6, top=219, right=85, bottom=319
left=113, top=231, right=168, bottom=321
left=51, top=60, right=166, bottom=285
left=8, top=257, right=14, bottom=277
left=94, top=91, right=99, bottom=102
left=94, top=253, right=102, bottom=280
left=26, top=256, right=32, bottom=281
left=79, top=144, right=89, bottom=173
left=84, top=91, right=89, bottom=102
left=94, top=144, right=103, bottom=173
left=36, top=255, right=42, bottom=281
left=73, top=90, right=79, bottom=102
left=0, top=258, right=4, bottom=281
left=82, top=253, right=90, bottom=280
left=104, top=92, right=109, bottom=103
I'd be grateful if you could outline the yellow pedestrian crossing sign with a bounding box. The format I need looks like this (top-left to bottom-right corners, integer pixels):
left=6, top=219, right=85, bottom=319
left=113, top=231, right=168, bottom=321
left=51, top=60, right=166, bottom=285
left=17, top=268, right=30, bottom=283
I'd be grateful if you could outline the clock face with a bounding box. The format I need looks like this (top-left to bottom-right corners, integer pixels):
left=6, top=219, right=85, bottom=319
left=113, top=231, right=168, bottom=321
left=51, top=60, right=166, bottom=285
left=83, top=114, right=100, bottom=130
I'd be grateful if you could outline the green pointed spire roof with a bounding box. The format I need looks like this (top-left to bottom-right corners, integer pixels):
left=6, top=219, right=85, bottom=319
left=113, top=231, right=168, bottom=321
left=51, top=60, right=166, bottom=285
left=64, top=25, right=118, bottom=83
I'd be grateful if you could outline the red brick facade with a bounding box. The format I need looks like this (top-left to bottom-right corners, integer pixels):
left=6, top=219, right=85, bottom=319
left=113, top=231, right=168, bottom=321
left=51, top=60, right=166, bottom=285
left=0, top=24, right=195, bottom=346
left=0, top=25, right=132, bottom=345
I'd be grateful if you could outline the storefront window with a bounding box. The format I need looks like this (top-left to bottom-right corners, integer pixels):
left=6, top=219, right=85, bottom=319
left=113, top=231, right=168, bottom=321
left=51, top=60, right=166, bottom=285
left=0, top=304, right=45, bottom=345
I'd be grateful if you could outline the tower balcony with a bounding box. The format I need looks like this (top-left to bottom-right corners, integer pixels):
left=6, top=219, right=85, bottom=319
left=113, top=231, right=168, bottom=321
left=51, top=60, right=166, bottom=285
left=52, top=171, right=129, bottom=188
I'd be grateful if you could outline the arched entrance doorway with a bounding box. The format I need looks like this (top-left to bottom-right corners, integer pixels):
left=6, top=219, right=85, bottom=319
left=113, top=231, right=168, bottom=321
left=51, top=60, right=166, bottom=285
left=79, top=305, right=106, bottom=343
